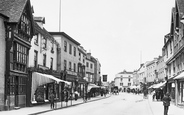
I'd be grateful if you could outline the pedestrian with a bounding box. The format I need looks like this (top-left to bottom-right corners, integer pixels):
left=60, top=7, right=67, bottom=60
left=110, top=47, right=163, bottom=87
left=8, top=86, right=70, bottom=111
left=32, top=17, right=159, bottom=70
left=162, top=92, right=171, bottom=115
left=74, top=90, right=79, bottom=101
left=49, top=92, right=55, bottom=109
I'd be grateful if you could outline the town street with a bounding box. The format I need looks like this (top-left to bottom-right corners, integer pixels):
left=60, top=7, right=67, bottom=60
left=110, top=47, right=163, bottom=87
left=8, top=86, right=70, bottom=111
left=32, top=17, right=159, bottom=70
left=40, top=93, right=156, bottom=115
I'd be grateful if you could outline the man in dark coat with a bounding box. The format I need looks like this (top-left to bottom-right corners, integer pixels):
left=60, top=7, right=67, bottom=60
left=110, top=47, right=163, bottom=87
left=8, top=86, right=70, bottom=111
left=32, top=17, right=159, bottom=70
left=49, top=92, right=55, bottom=109
left=162, top=93, right=171, bottom=115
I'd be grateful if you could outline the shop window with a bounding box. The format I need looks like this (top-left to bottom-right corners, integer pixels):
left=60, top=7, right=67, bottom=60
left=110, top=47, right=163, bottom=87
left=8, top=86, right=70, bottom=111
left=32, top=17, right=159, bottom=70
left=18, top=77, right=26, bottom=95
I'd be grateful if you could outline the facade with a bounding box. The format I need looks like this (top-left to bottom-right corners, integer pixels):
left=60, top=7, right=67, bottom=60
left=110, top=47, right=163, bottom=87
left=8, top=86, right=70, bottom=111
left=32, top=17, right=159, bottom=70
left=114, top=70, right=133, bottom=91
left=0, top=0, right=35, bottom=110
left=132, top=70, right=139, bottom=86
left=49, top=32, right=80, bottom=85
left=27, top=17, right=62, bottom=106
left=85, top=53, right=95, bottom=83
left=163, top=0, right=184, bottom=105
left=77, top=46, right=87, bottom=96
left=137, top=62, right=148, bottom=84
left=146, top=58, right=158, bottom=83
left=156, top=56, right=166, bottom=82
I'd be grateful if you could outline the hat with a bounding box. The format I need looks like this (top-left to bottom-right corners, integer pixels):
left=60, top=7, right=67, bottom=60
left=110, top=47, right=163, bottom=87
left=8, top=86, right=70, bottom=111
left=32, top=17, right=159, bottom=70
left=166, top=92, right=170, bottom=96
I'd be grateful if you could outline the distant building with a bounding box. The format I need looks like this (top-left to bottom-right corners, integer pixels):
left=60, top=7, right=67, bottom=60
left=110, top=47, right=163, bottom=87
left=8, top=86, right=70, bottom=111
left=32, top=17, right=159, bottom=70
left=114, top=70, right=133, bottom=91
left=85, top=53, right=95, bottom=83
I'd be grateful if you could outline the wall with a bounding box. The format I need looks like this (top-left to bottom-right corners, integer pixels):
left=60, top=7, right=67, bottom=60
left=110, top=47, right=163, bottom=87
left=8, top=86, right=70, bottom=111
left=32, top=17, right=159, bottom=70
left=0, top=17, right=6, bottom=110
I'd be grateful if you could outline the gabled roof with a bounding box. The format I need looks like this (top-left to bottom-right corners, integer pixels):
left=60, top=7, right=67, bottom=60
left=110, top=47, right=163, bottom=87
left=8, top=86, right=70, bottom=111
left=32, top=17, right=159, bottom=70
left=118, top=70, right=133, bottom=74
left=0, top=0, right=27, bottom=22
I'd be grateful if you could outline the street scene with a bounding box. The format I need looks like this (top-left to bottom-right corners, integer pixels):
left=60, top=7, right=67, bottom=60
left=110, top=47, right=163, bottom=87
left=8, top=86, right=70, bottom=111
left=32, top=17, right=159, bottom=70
left=1, top=0, right=184, bottom=115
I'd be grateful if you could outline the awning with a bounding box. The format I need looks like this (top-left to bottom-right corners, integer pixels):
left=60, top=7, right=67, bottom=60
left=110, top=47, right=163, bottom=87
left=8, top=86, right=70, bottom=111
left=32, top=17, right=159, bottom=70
left=87, top=83, right=100, bottom=91
left=31, top=72, right=71, bottom=101
left=152, top=81, right=166, bottom=89
left=174, top=71, right=184, bottom=80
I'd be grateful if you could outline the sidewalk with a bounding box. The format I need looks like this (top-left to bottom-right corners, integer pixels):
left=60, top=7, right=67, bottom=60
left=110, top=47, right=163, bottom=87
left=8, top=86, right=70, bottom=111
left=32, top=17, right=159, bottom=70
left=147, top=94, right=184, bottom=115
left=0, top=94, right=111, bottom=115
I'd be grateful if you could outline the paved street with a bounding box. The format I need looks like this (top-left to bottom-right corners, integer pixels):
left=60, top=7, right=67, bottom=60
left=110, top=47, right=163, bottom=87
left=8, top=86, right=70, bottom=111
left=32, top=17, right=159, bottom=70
left=1, top=92, right=184, bottom=115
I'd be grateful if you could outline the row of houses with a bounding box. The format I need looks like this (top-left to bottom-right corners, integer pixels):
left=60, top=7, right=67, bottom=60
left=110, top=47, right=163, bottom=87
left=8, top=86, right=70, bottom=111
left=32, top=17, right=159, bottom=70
left=0, top=0, right=101, bottom=111
left=132, top=0, right=184, bottom=106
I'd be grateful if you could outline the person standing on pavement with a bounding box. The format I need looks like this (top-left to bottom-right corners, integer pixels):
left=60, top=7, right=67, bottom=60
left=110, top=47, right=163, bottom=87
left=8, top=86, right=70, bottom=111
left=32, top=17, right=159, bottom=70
left=162, top=92, right=171, bottom=115
left=49, top=92, right=55, bottom=109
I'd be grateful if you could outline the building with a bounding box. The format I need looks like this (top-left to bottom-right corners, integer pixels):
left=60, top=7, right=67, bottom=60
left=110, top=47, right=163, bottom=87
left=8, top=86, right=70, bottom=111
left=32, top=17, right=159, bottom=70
left=27, top=17, right=64, bottom=106
left=85, top=53, right=95, bottom=83
left=137, top=62, right=148, bottom=84
left=0, top=0, right=35, bottom=110
left=77, top=46, right=87, bottom=96
left=163, top=0, right=184, bottom=106
left=49, top=32, right=80, bottom=87
left=156, top=56, right=166, bottom=82
left=114, top=70, right=133, bottom=92
left=146, top=58, right=158, bottom=84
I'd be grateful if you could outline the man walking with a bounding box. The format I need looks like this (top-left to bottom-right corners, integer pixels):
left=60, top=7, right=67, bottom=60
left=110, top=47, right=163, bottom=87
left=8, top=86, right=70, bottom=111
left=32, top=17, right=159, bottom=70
left=162, top=93, right=171, bottom=115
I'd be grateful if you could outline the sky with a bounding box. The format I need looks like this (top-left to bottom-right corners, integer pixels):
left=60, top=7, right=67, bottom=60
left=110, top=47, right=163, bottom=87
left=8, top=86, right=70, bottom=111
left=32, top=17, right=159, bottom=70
left=31, top=0, right=175, bottom=82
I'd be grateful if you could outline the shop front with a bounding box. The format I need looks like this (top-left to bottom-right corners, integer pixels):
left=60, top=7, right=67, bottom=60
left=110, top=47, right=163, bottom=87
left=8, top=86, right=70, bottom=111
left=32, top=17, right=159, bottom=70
left=174, top=72, right=184, bottom=106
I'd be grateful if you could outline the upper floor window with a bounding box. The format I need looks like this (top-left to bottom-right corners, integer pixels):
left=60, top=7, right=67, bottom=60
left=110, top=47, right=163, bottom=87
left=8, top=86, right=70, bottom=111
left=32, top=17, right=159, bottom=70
left=79, top=52, right=81, bottom=60
left=50, top=58, right=53, bottom=70
left=34, top=33, right=39, bottom=45
left=51, top=42, right=54, bottom=53
left=69, top=62, right=72, bottom=70
left=34, top=50, right=38, bottom=68
left=74, top=63, right=76, bottom=72
left=64, top=41, right=67, bottom=52
left=13, top=42, right=28, bottom=72
left=90, top=63, right=93, bottom=69
left=42, top=36, right=47, bottom=49
left=69, top=44, right=72, bottom=54
left=43, top=54, right=46, bottom=67
left=74, top=47, right=76, bottom=56
left=64, top=60, right=67, bottom=70
left=16, top=11, right=31, bottom=42
left=86, top=62, right=89, bottom=67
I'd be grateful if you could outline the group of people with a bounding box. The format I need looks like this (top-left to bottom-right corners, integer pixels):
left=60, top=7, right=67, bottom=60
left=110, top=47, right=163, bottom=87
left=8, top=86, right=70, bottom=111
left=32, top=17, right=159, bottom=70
left=152, top=88, right=164, bottom=101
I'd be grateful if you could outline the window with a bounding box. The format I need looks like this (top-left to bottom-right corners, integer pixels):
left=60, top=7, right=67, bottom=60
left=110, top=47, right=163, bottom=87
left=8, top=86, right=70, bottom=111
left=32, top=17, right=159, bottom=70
left=18, top=77, right=26, bottom=95
left=50, top=58, right=53, bottom=70
left=69, top=44, right=72, bottom=54
left=128, top=78, right=130, bottom=82
left=79, top=53, right=81, bottom=60
left=69, top=62, right=72, bottom=70
left=34, top=50, right=38, bottom=68
left=43, top=54, right=46, bottom=67
left=86, top=62, right=89, bottom=67
left=42, top=37, right=47, bottom=49
left=16, top=11, right=31, bottom=42
left=9, top=76, right=15, bottom=95
left=90, top=63, right=93, bottom=69
left=74, top=47, right=76, bottom=56
left=13, top=42, right=28, bottom=72
left=74, top=63, right=76, bottom=72
left=128, top=83, right=131, bottom=86
left=64, top=41, right=67, bottom=52
left=34, top=33, right=39, bottom=44
left=64, top=60, right=67, bottom=70
left=51, top=42, right=54, bottom=53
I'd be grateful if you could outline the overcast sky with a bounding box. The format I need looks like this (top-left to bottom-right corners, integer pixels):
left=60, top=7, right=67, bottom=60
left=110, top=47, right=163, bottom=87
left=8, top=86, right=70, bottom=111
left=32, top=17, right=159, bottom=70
left=31, top=0, right=175, bottom=82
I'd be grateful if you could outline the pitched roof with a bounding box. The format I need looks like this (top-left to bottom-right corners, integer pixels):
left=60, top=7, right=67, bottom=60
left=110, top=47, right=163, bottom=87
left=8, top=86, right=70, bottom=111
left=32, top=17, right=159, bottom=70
left=176, top=0, right=184, bottom=14
left=0, top=0, right=28, bottom=22
left=49, top=32, right=81, bottom=45
left=118, top=70, right=133, bottom=74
